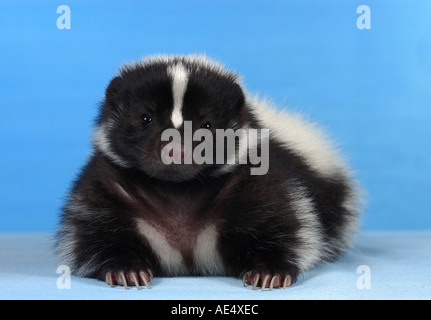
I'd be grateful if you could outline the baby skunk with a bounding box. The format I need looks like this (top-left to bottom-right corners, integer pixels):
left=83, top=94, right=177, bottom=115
left=57, top=54, right=361, bottom=290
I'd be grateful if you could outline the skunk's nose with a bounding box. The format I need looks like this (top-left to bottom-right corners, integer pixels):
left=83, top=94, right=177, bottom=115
left=160, top=141, right=191, bottom=164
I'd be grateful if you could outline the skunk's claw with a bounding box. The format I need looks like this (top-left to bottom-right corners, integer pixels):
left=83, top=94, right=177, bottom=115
left=105, top=269, right=153, bottom=289
left=242, top=270, right=292, bottom=291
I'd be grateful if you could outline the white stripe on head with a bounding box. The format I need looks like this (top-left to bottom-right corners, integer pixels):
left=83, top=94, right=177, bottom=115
left=167, top=63, right=189, bottom=129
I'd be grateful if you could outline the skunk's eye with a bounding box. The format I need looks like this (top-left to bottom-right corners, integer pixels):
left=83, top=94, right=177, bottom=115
left=141, top=114, right=153, bottom=126
left=200, top=121, right=211, bottom=130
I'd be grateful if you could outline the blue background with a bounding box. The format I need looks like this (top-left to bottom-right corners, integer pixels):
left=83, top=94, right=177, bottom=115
left=1, top=0, right=430, bottom=231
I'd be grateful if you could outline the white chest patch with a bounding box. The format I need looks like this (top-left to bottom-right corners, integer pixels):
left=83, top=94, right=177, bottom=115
left=193, top=224, right=225, bottom=275
left=135, top=218, right=187, bottom=275
left=135, top=218, right=224, bottom=276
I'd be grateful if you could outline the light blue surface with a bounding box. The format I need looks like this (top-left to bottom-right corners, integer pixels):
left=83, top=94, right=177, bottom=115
left=1, top=231, right=430, bottom=300
left=1, top=0, right=431, bottom=232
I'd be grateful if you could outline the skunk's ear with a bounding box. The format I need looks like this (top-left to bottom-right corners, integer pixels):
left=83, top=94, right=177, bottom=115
left=95, top=76, right=125, bottom=125
left=105, top=76, right=123, bottom=104
left=227, top=82, right=246, bottom=115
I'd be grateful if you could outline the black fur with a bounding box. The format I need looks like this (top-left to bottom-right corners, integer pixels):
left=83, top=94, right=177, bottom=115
left=57, top=55, right=360, bottom=288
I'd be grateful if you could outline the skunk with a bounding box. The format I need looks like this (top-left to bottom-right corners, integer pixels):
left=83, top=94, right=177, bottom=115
left=57, top=54, right=361, bottom=290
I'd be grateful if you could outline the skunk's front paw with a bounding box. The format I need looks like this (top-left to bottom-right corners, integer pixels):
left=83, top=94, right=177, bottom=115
left=104, top=269, right=153, bottom=290
left=242, top=270, right=295, bottom=291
